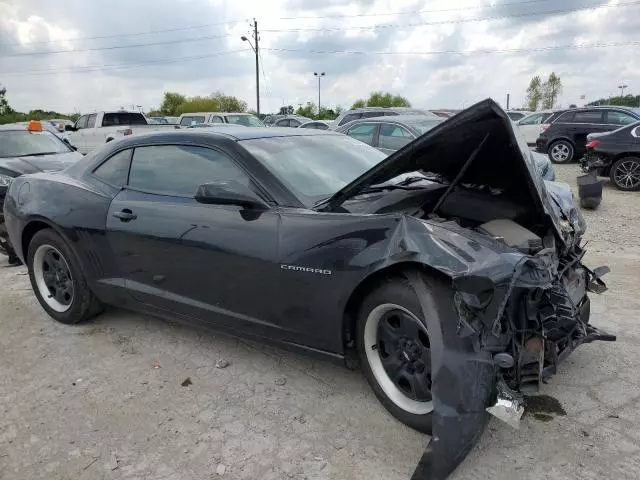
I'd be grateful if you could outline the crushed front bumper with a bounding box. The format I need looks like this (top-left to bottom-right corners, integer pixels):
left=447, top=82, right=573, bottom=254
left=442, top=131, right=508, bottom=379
left=409, top=253, right=614, bottom=479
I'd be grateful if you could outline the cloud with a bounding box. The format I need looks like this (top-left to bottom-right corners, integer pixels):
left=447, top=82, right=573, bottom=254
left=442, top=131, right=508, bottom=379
left=0, top=0, right=638, bottom=114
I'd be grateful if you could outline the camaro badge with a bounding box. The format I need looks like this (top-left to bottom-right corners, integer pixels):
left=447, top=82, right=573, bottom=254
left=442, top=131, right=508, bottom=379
left=281, top=265, right=332, bottom=275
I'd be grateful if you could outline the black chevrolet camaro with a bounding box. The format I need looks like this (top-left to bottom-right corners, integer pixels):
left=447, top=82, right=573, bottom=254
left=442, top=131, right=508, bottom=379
left=3, top=100, right=615, bottom=478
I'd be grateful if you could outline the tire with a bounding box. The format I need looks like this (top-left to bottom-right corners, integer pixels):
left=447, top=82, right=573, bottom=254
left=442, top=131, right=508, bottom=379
left=548, top=140, right=574, bottom=164
left=27, top=228, right=103, bottom=324
left=357, top=275, right=448, bottom=434
left=609, top=156, right=640, bottom=191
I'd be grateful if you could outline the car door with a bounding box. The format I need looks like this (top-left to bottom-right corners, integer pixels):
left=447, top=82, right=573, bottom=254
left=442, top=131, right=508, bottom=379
left=82, top=114, right=100, bottom=151
left=69, top=115, right=89, bottom=153
left=377, top=123, right=415, bottom=154
left=104, top=143, right=281, bottom=335
left=345, top=123, right=379, bottom=147
left=516, top=112, right=545, bottom=145
left=570, top=110, right=606, bottom=156
left=605, top=110, right=639, bottom=128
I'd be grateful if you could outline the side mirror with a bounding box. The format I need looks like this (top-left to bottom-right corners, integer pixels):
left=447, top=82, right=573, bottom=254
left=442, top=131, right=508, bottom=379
left=194, top=180, right=267, bottom=210
left=65, top=124, right=75, bottom=132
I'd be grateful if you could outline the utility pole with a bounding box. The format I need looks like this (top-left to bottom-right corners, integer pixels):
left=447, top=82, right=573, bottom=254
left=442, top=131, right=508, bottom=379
left=618, top=84, right=628, bottom=98
left=314, top=72, right=325, bottom=115
left=241, top=19, right=260, bottom=115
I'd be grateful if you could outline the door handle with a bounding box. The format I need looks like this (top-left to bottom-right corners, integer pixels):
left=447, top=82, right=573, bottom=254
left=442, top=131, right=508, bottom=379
left=112, top=209, right=137, bottom=222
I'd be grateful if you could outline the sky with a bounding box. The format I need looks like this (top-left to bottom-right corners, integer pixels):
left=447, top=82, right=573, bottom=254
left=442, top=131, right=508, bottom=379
left=0, top=0, right=638, bottom=114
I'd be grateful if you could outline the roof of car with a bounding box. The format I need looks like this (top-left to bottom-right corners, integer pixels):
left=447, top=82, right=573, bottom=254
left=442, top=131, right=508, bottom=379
left=179, top=112, right=254, bottom=116
left=0, top=124, right=31, bottom=131
left=350, top=114, right=441, bottom=123
left=119, top=127, right=339, bottom=144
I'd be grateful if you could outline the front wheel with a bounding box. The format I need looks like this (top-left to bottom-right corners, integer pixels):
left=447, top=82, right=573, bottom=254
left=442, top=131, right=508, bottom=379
left=357, top=277, right=438, bottom=434
left=610, top=156, right=640, bottom=191
left=548, top=140, right=575, bottom=164
left=27, top=228, right=103, bottom=324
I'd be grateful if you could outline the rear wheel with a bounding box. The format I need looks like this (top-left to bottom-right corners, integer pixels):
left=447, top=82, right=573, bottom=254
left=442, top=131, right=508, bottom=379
left=548, top=140, right=574, bottom=164
left=357, top=276, right=440, bottom=434
left=610, top=156, right=640, bottom=191
left=27, top=229, right=103, bottom=324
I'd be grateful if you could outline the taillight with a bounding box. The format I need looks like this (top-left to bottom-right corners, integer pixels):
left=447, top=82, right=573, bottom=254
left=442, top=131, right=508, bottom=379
left=540, top=123, right=551, bottom=133
left=586, top=139, right=601, bottom=149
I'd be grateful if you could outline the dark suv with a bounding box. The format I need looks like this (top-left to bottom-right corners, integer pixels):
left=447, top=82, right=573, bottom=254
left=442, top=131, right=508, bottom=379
left=536, top=106, right=640, bottom=163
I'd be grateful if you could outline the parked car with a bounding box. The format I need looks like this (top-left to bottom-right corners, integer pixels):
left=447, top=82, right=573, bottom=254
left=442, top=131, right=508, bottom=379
left=536, top=106, right=640, bottom=163
left=63, top=111, right=176, bottom=154
left=336, top=115, right=443, bottom=154
left=48, top=119, right=74, bottom=132
left=3, top=99, right=613, bottom=477
left=505, top=110, right=532, bottom=121
left=516, top=110, right=563, bottom=145
left=178, top=112, right=265, bottom=128
left=338, top=115, right=556, bottom=180
left=298, top=120, right=331, bottom=130
left=332, top=107, right=440, bottom=129
left=263, top=114, right=286, bottom=126
left=580, top=122, right=640, bottom=191
left=429, top=110, right=458, bottom=118
left=0, top=121, right=83, bottom=264
left=272, top=115, right=312, bottom=128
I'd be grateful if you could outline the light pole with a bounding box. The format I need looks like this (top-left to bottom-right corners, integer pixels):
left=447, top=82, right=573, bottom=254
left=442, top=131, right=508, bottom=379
left=242, top=23, right=260, bottom=115
left=314, top=72, right=325, bottom=115
left=618, top=84, right=628, bottom=98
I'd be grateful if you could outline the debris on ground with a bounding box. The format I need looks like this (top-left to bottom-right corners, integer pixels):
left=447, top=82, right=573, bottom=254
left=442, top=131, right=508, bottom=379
left=333, top=438, right=347, bottom=450
left=153, top=362, right=161, bottom=369
left=110, top=453, right=119, bottom=471
left=181, top=377, right=193, bottom=387
left=215, top=359, right=230, bottom=369
left=215, top=463, right=226, bottom=476
left=525, top=395, right=567, bottom=417
left=274, top=376, right=287, bottom=386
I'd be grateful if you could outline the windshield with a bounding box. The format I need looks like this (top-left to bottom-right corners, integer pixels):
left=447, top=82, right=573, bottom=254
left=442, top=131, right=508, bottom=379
left=0, top=130, right=71, bottom=158
left=240, top=134, right=386, bottom=205
left=226, top=115, right=265, bottom=127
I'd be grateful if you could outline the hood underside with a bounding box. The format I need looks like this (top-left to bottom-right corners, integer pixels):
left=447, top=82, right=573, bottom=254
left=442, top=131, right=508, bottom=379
left=323, top=98, right=577, bottom=247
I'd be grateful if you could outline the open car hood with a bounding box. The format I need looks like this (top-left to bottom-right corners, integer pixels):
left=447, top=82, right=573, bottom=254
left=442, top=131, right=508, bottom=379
left=324, top=99, right=579, bottom=248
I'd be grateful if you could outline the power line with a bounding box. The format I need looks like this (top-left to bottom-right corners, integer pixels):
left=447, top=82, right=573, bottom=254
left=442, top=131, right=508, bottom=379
left=262, top=1, right=640, bottom=32
left=263, top=41, right=640, bottom=56
left=0, top=19, right=248, bottom=47
left=0, top=32, right=235, bottom=58
left=276, top=0, right=555, bottom=20
left=2, top=49, right=250, bottom=77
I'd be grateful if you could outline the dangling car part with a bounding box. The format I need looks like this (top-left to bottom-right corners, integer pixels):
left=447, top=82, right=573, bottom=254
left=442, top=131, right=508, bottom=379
left=3, top=100, right=613, bottom=478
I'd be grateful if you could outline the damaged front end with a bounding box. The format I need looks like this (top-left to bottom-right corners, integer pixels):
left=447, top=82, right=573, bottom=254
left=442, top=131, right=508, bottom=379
left=323, top=99, right=615, bottom=478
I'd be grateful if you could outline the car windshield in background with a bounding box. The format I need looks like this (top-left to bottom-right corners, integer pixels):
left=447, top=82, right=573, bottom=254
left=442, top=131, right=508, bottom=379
left=406, top=119, right=443, bottom=134
left=0, top=131, right=71, bottom=158
left=226, top=115, right=265, bottom=127
left=240, top=134, right=386, bottom=205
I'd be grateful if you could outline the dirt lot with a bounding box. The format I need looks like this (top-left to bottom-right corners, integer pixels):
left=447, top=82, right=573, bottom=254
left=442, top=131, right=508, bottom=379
left=1, top=164, right=639, bottom=480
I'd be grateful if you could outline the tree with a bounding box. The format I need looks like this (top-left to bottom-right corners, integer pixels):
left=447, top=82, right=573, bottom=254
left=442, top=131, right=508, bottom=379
left=295, top=102, right=316, bottom=118
left=159, top=92, right=187, bottom=116
left=279, top=105, right=294, bottom=115
left=541, top=72, right=562, bottom=109
left=525, top=76, right=543, bottom=111
left=0, top=86, right=13, bottom=115
left=210, top=91, right=247, bottom=112
left=586, top=94, right=640, bottom=107
left=350, top=92, right=411, bottom=110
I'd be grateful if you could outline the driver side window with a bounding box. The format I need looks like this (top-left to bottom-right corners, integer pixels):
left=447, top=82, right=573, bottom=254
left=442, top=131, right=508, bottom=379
left=75, top=115, right=89, bottom=130
left=128, top=145, right=251, bottom=197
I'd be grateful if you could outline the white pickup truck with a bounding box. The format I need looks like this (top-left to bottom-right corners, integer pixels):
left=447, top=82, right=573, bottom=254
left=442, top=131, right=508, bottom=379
left=63, top=111, right=176, bottom=154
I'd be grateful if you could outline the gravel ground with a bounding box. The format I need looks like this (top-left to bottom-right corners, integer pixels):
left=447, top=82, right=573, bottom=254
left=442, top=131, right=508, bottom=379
left=1, top=163, right=639, bottom=479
